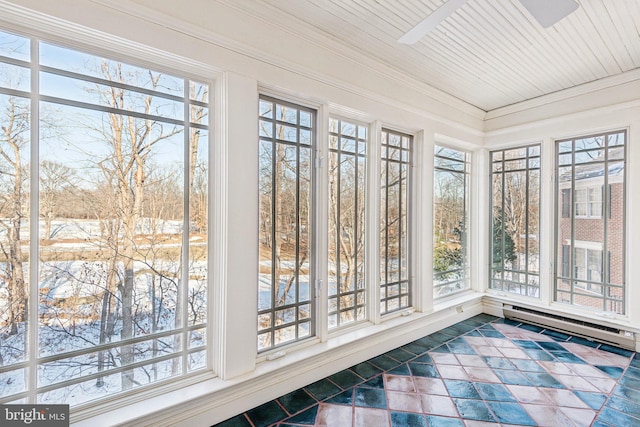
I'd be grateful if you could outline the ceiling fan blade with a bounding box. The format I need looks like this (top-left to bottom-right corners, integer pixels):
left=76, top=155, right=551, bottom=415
left=398, top=0, right=468, bottom=45
left=518, top=0, right=579, bottom=28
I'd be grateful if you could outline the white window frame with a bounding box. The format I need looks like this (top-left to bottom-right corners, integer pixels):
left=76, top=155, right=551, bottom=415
left=0, top=23, right=217, bottom=414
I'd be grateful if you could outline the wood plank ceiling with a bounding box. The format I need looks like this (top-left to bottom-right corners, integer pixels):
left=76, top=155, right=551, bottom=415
left=222, top=0, right=640, bottom=112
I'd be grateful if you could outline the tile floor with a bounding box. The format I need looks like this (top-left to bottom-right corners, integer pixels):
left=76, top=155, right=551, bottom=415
left=213, top=314, right=640, bottom=426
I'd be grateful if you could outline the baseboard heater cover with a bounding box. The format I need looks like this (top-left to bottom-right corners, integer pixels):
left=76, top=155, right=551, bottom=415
left=503, top=304, right=636, bottom=350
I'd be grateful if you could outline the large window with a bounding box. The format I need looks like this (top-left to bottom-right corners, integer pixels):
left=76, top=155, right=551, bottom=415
left=380, top=129, right=411, bottom=314
left=433, top=145, right=470, bottom=297
left=258, top=96, right=315, bottom=351
left=0, top=30, right=209, bottom=405
left=555, top=131, right=626, bottom=314
left=328, top=118, right=366, bottom=329
left=490, top=145, right=540, bottom=297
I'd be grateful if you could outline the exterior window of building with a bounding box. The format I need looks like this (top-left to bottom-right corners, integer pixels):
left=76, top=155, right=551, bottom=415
left=380, top=129, right=411, bottom=314
left=328, top=118, right=366, bottom=329
left=433, top=145, right=470, bottom=297
left=0, top=29, right=209, bottom=405
left=490, top=145, right=540, bottom=297
left=258, top=96, right=315, bottom=351
left=573, top=187, right=602, bottom=218
left=556, top=131, right=626, bottom=314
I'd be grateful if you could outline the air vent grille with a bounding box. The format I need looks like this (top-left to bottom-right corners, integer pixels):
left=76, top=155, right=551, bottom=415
left=503, top=304, right=635, bottom=350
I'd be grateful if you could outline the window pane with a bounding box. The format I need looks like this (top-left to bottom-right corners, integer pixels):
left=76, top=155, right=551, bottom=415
left=490, top=145, right=541, bottom=298
left=258, top=96, right=315, bottom=351
left=381, top=129, right=411, bottom=314
left=434, top=145, right=470, bottom=298
left=0, top=30, right=30, bottom=61
left=0, top=94, right=30, bottom=402
left=555, top=132, right=626, bottom=314
left=328, top=118, right=366, bottom=329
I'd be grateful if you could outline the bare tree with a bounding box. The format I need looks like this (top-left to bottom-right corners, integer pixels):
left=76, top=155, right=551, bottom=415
left=40, top=160, right=77, bottom=239
left=79, top=62, right=181, bottom=390
left=0, top=95, right=29, bottom=335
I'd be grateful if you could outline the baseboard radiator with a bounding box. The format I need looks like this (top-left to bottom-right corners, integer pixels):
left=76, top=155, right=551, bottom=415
left=503, top=304, right=636, bottom=350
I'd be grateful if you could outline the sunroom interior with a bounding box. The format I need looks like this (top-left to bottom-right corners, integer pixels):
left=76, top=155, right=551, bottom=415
left=0, top=0, right=639, bottom=426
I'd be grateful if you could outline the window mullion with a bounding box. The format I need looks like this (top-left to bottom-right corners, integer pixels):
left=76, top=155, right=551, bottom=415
left=368, top=120, right=382, bottom=325
left=28, top=36, right=40, bottom=405
left=180, top=79, right=190, bottom=375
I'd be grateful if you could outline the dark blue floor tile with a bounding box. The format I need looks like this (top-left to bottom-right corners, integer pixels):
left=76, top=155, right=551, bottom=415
left=518, top=323, right=544, bottom=333
left=278, top=389, right=316, bottom=415
left=213, top=414, right=252, bottom=427
left=619, top=374, right=640, bottom=390
left=439, top=326, right=464, bottom=337
left=478, top=329, right=505, bottom=338
left=495, top=317, right=520, bottom=326
left=614, top=384, right=640, bottom=401
left=513, top=339, right=541, bottom=349
left=575, top=391, right=607, bottom=410
left=630, top=354, right=640, bottom=369
left=537, top=341, right=566, bottom=351
left=414, top=337, right=440, bottom=350
left=409, top=362, right=440, bottom=378
left=486, top=401, right=536, bottom=425
left=329, top=369, right=363, bottom=389
left=464, top=330, right=482, bottom=337
left=606, top=395, right=640, bottom=419
left=493, top=369, right=533, bottom=386
left=599, top=344, right=634, bottom=358
left=412, top=353, right=433, bottom=364
left=425, top=415, right=464, bottom=427
left=388, top=363, right=411, bottom=376
left=512, top=359, right=545, bottom=372
left=597, top=407, right=640, bottom=426
left=246, top=400, right=288, bottom=427
left=592, top=421, right=614, bottom=427
left=597, top=365, right=624, bottom=379
left=325, top=388, right=354, bottom=405
left=453, top=398, right=496, bottom=422
left=350, top=361, right=382, bottom=379
left=431, top=344, right=451, bottom=353
left=524, top=371, right=566, bottom=388
left=474, top=313, right=499, bottom=323
left=304, top=378, right=341, bottom=400
left=541, top=329, right=571, bottom=341
left=386, top=347, right=416, bottom=362
left=428, top=332, right=454, bottom=344
left=444, top=380, right=481, bottom=399
left=284, top=405, right=318, bottom=425
left=354, top=386, right=386, bottom=409
left=368, top=354, right=401, bottom=370
left=457, top=319, right=484, bottom=329
left=553, top=351, right=586, bottom=364
left=362, top=375, right=384, bottom=389
left=625, top=366, right=640, bottom=380
left=474, top=382, right=516, bottom=402
left=523, top=348, right=555, bottom=361
left=568, top=336, right=599, bottom=347
left=402, top=341, right=430, bottom=355
left=483, top=356, right=515, bottom=370
left=391, top=411, right=427, bottom=427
